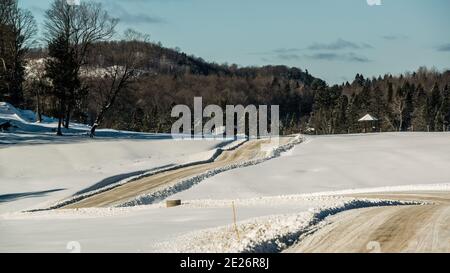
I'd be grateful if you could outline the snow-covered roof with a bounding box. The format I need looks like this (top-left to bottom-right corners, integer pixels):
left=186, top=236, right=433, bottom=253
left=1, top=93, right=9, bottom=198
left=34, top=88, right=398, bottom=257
left=358, top=114, right=378, bottom=122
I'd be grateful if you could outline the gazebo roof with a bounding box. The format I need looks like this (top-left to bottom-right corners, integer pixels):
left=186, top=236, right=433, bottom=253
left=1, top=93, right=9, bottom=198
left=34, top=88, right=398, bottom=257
left=358, top=114, right=378, bottom=122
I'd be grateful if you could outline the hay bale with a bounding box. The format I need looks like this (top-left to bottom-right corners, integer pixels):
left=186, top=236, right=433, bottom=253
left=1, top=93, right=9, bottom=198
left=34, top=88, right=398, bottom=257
left=166, top=199, right=181, bottom=208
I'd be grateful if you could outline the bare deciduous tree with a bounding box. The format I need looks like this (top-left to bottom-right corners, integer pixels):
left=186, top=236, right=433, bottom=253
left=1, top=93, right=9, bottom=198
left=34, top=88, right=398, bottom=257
left=392, top=87, right=407, bottom=131
left=0, top=0, right=37, bottom=105
left=88, top=30, right=149, bottom=137
left=44, top=0, right=118, bottom=133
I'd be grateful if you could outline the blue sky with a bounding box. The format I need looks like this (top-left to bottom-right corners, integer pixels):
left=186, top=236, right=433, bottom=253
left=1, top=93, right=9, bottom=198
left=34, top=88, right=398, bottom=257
left=21, top=0, right=450, bottom=84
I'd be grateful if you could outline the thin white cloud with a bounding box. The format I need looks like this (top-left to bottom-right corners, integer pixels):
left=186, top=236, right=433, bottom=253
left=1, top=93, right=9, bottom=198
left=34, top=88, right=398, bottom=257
left=367, top=0, right=382, bottom=6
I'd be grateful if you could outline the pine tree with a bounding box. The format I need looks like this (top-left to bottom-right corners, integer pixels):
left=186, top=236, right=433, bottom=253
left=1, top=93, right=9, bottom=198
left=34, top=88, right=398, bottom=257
left=335, top=94, right=349, bottom=133
left=403, top=82, right=414, bottom=131
left=45, top=34, right=80, bottom=136
left=427, top=83, right=441, bottom=131
left=44, top=0, right=117, bottom=129
left=387, top=82, right=394, bottom=103
left=358, top=86, right=372, bottom=114
left=370, top=86, right=386, bottom=130
left=310, top=84, right=342, bottom=134
left=347, top=93, right=360, bottom=133
left=411, top=84, right=428, bottom=131
left=435, top=85, right=450, bottom=131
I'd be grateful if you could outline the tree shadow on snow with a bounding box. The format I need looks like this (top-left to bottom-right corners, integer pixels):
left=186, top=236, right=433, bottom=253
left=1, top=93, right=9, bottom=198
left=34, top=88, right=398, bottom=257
left=73, top=164, right=175, bottom=196
left=0, top=188, right=66, bottom=203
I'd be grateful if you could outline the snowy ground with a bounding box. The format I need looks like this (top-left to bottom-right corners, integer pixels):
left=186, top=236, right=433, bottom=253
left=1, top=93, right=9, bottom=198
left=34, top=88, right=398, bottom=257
left=0, top=194, right=424, bottom=253
left=172, top=132, right=450, bottom=200
left=1, top=102, right=449, bottom=253
left=0, top=102, right=230, bottom=213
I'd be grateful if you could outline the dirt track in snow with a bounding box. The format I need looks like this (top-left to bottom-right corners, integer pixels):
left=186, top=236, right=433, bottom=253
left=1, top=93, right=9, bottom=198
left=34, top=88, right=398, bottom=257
left=285, top=192, right=450, bottom=253
left=62, top=138, right=290, bottom=208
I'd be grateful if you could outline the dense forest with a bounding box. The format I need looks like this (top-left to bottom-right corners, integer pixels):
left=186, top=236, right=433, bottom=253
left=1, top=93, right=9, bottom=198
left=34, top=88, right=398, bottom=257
left=310, top=69, right=450, bottom=134
left=1, top=0, right=449, bottom=136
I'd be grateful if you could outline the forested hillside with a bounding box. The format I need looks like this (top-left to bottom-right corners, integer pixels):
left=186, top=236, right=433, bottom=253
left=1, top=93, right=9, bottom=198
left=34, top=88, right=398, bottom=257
left=12, top=41, right=321, bottom=134
left=22, top=44, right=450, bottom=135
left=1, top=0, right=449, bottom=135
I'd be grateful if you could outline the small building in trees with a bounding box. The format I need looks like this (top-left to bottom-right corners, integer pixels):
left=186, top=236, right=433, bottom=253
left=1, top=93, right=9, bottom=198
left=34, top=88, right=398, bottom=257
left=358, top=114, right=378, bottom=133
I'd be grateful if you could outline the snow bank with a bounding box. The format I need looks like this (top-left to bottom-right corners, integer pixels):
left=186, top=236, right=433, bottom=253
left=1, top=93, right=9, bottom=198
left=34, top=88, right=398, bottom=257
left=156, top=198, right=421, bottom=253
left=118, top=136, right=303, bottom=207
left=0, top=102, right=42, bottom=124
left=291, top=182, right=450, bottom=197
left=0, top=101, right=84, bottom=134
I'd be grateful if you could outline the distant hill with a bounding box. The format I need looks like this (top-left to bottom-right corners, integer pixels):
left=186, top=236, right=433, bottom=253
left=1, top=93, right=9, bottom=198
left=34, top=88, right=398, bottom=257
left=27, top=41, right=319, bottom=85
left=22, top=42, right=450, bottom=135
left=23, top=41, right=321, bottom=134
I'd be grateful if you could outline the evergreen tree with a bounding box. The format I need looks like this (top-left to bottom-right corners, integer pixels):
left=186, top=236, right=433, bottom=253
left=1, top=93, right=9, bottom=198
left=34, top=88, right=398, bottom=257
left=403, top=82, right=414, bottom=130
left=387, top=82, right=394, bottom=103
left=370, top=86, right=386, bottom=129
left=346, top=93, right=360, bottom=133
left=44, top=0, right=117, bottom=129
left=45, top=34, right=80, bottom=135
left=427, top=83, right=441, bottom=131
left=435, top=85, right=450, bottom=131
left=310, top=84, right=341, bottom=134
left=358, top=86, right=372, bottom=114
left=411, top=84, right=428, bottom=131
left=335, top=94, right=349, bottom=133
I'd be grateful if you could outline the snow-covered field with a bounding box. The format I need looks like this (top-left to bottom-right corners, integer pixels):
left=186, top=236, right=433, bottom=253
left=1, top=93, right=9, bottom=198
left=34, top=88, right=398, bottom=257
left=172, top=132, right=450, bottom=200
left=1, top=102, right=449, bottom=252
left=0, top=103, right=230, bottom=213
left=0, top=139, right=231, bottom=214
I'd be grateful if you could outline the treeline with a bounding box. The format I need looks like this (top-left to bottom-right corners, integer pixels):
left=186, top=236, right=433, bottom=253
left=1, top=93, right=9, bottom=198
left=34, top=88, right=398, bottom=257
left=1, top=0, right=449, bottom=136
left=94, top=69, right=318, bottom=134
left=310, top=69, right=450, bottom=134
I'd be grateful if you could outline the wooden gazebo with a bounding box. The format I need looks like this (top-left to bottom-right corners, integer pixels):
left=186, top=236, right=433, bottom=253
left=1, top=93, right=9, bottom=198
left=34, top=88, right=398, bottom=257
left=358, top=114, right=378, bottom=133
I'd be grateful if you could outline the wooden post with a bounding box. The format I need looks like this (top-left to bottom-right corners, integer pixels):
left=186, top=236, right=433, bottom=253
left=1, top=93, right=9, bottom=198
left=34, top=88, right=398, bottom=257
left=232, top=201, right=240, bottom=241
